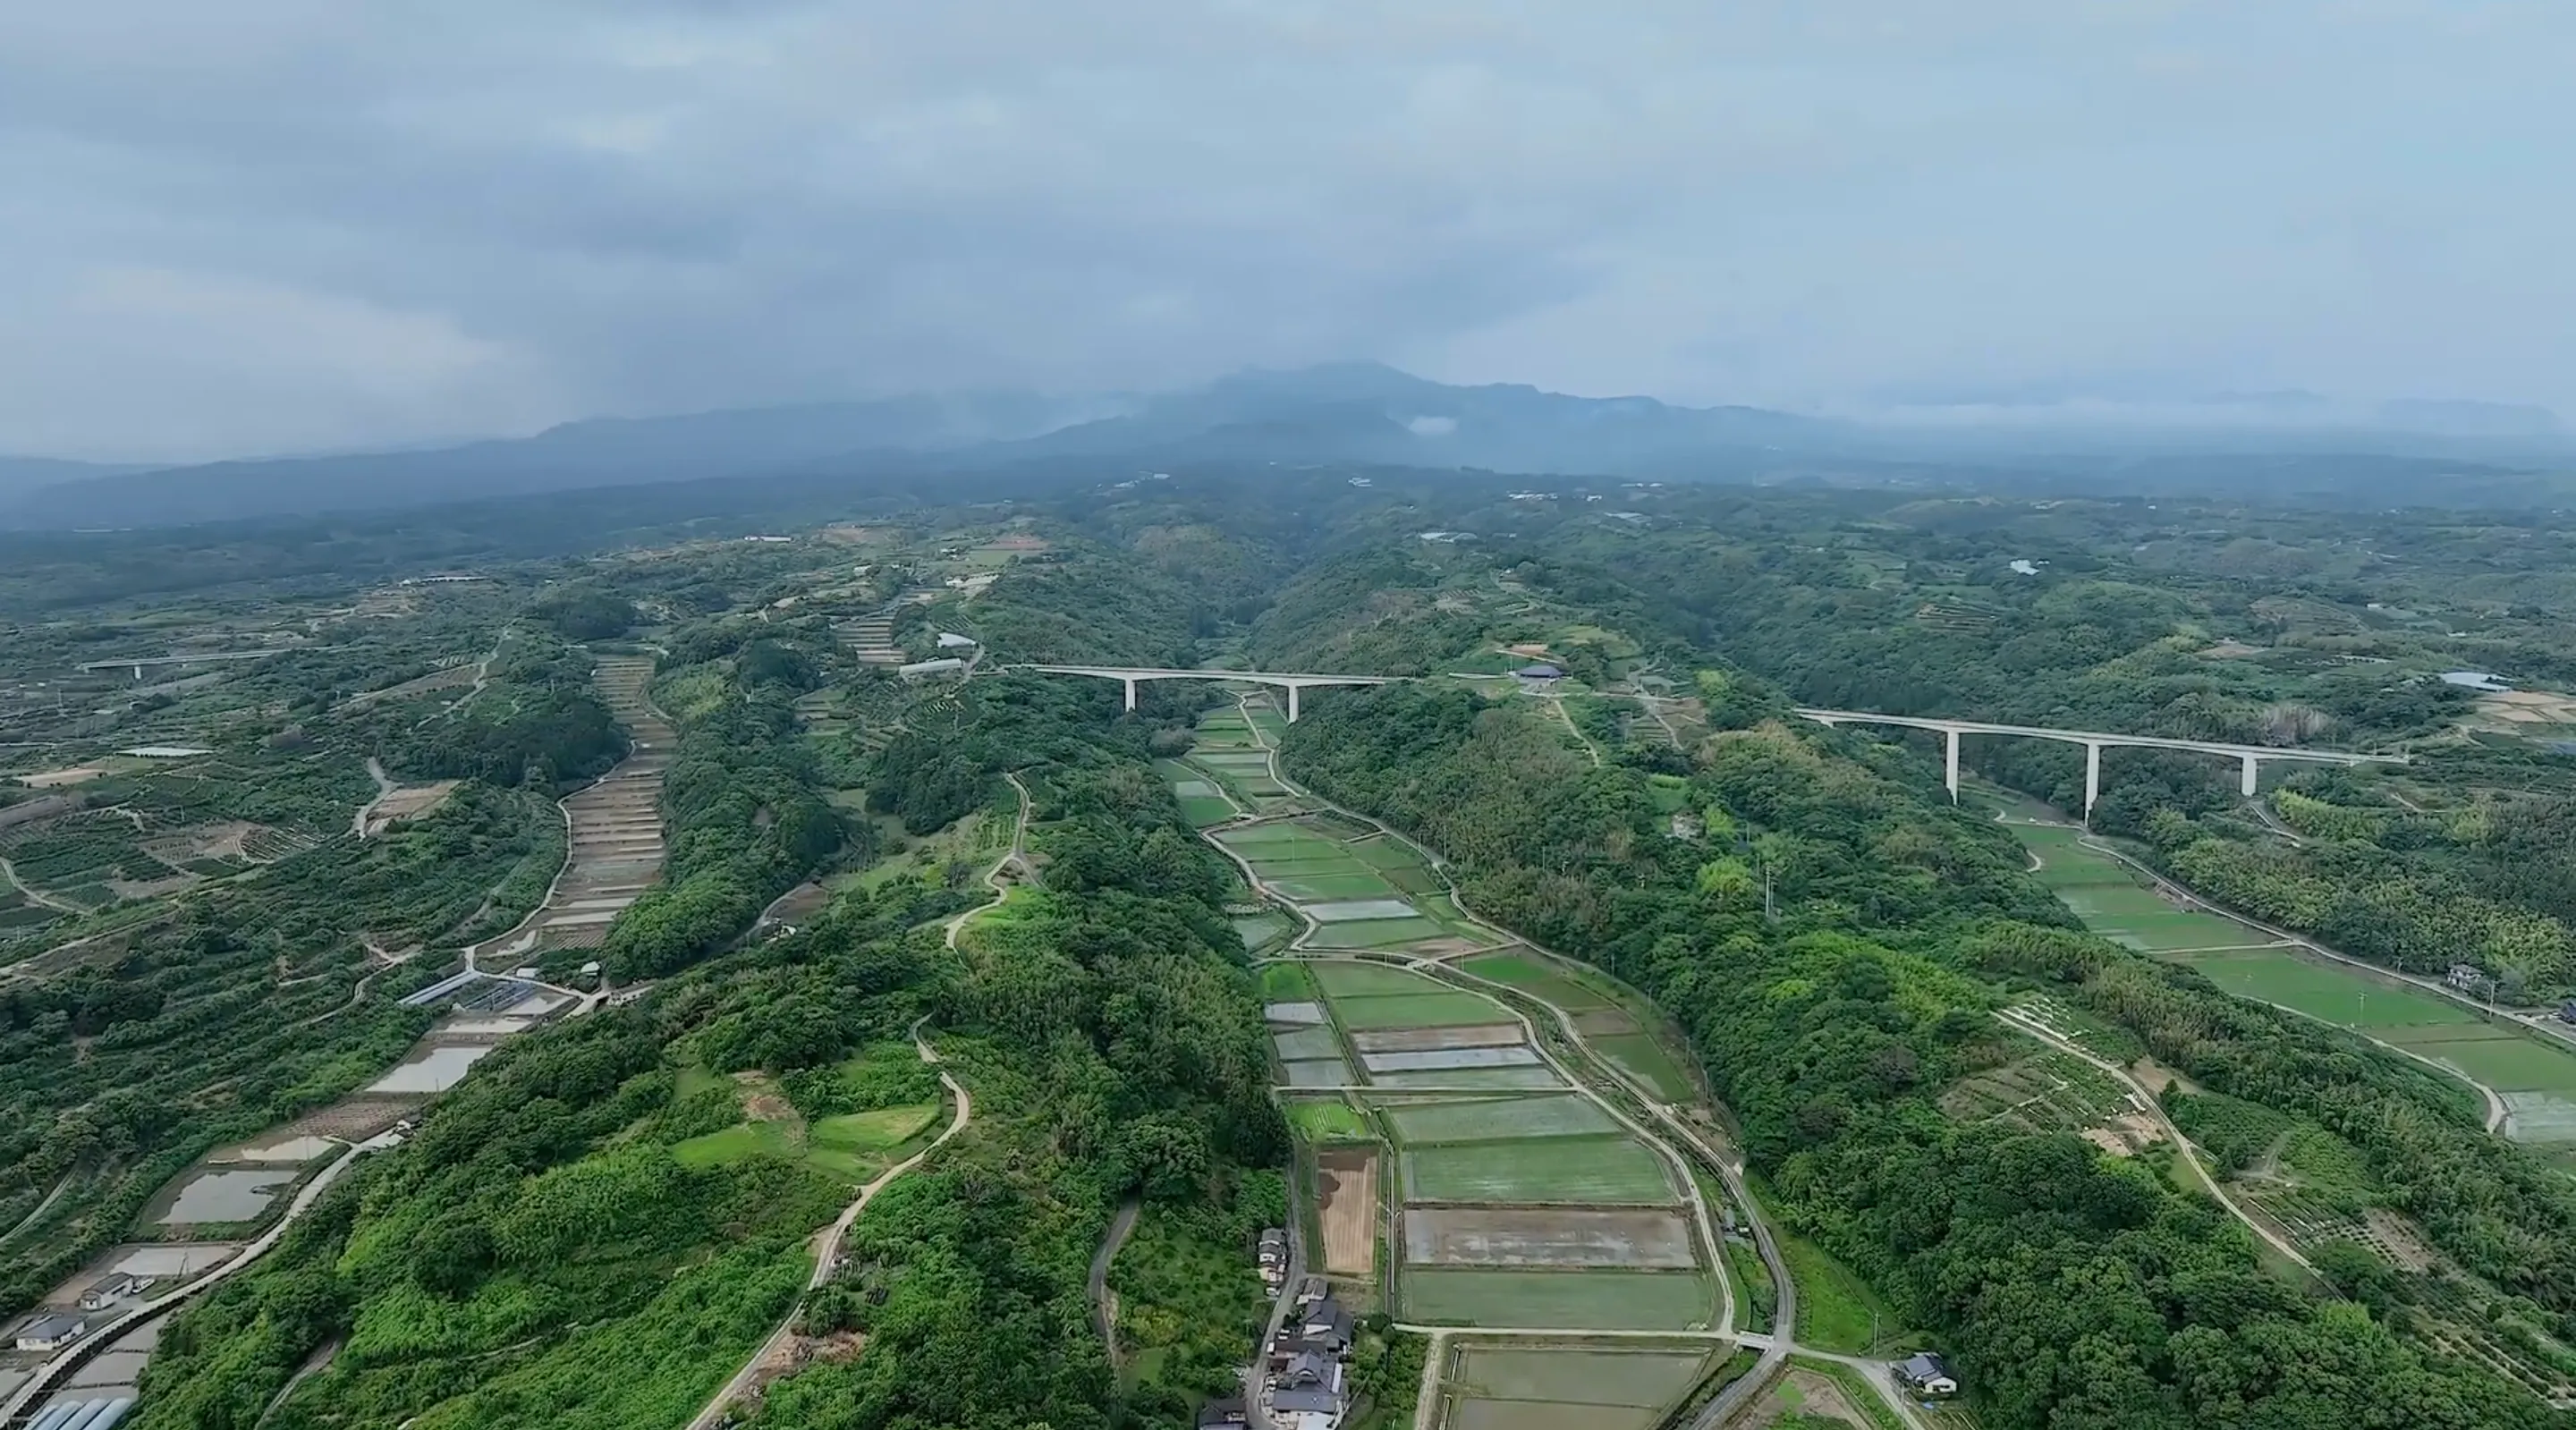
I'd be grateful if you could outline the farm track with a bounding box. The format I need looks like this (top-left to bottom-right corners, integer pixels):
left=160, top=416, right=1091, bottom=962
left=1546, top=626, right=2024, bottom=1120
left=0, top=1174, right=69, bottom=1254
left=686, top=1019, right=971, bottom=1430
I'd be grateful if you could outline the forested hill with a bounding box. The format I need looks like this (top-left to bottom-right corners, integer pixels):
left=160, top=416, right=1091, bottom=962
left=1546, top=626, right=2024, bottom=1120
left=1284, top=681, right=2572, bottom=1429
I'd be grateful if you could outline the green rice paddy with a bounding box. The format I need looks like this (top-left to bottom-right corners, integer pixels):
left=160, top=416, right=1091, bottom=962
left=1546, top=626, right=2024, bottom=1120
left=1383, top=1095, right=1619, bottom=1143
left=1335, top=992, right=1521, bottom=1029
left=1462, top=951, right=1614, bottom=1010
left=1314, top=961, right=1452, bottom=997
left=1284, top=1097, right=1372, bottom=1141
left=1402, top=1136, right=1676, bottom=1204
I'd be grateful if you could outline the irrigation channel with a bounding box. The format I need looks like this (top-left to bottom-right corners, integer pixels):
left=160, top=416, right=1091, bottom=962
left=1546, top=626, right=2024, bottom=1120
left=1168, top=688, right=1934, bottom=1430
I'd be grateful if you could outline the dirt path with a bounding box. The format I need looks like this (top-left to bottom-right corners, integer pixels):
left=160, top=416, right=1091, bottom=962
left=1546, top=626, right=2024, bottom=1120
left=942, top=772, right=1031, bottom=952
left=686, top=1019, right=971, bottom=1430
left=1537, top=694, right=1606, bottom=768
left=1089, top=1197, right=1140, bottom=1366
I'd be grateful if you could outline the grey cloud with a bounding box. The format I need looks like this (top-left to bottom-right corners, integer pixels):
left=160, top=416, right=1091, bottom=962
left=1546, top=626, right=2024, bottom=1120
left=1, top=0, right=2570, bottom=460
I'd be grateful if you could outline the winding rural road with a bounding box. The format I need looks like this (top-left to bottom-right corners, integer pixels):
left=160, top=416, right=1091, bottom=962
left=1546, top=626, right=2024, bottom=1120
left=684, top=1020, right=971, bottom=1430
left=1088, top=1197, right=1141, bottom=1365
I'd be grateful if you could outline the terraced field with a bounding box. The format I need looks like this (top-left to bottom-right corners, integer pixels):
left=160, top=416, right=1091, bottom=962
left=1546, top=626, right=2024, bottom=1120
left=470, top=655, right=672, bottom=962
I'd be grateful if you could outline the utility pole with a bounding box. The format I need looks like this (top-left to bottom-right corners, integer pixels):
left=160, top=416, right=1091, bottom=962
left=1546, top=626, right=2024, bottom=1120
left=1763, top=864, right=1775, bottom=926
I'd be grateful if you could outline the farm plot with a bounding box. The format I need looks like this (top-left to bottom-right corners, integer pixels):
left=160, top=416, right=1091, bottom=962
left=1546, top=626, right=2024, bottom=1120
left=1309, top=916, right=1457, bottom=950
left=1274, top=1027, right=1345, bottom=1061
left=1402, top=1137, right=1675, bottom=1206
left=1384, top=1096, right=1618, bottom=1143
left=1374, top=1067, right=1566, bottom=1091
left=2172, top=946, right=2479, bottom=1028
left=1318, top=1147, right=1379, bottom=1276
left=1461, top=951, right=1615, bottom=1011
left=1401, top=1269, right=1716, bottom=1332
left=1335, top=990, right=1517, bottom=1030
left=1315, top=961, right=1450, bottom=997
left=1353, top=1025, right=1527, bottom=1053
left=2372, top=1024, right=2576, bottom=1139
left=1285, top=1098, right=1371, bottom=1142
left=1281, top=1058, right=1355, bottom=1087
left=1363, top=1046, right=1542, bottom=1073
left=1938, top=1049, right=2140, bottom=1138
left=1405, top=1207, right=1697, bottom=1268
left=1439, top=1343, right=1712, bottom=1430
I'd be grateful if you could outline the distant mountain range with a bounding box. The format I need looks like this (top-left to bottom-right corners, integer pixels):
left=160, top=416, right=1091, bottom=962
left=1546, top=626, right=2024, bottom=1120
left=3, top=364, right=2569, bottom=529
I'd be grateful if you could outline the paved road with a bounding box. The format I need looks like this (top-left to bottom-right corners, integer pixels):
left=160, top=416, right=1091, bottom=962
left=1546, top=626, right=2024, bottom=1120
left=685, top=1020, right=971, bottom=1430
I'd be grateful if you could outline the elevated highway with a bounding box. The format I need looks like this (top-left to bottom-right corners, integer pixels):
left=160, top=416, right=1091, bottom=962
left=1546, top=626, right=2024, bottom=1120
left=1792, top=707, right=2408, bottom=819
left=1013, top=665, right=1396, bottom=721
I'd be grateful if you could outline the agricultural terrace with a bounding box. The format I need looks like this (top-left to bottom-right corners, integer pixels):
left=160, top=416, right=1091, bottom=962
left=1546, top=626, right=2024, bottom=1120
left=2003, top=817, right=2576, bottom=1148
left=1430, top=1340, right=1722, bottom=1430
left=472, top=655, right=672, bottom=977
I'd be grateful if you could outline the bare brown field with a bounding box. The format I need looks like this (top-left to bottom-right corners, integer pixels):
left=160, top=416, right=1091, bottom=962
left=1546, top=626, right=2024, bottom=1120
left=1351, top=1025, right=1527, bottom=1054
left=1403, top=1207, right=1698, bottom=1269
left=1318, top=1147, right=1379, bottom=1276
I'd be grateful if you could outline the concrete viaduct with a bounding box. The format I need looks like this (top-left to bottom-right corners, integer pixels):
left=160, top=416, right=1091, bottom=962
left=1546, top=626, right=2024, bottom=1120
left=1013, top=666, right=1396, bottom=722
left=1792, top=707, right=2408, bottom=819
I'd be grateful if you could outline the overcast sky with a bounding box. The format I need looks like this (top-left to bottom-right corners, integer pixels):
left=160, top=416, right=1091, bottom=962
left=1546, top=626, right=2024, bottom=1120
left=3, top=1, right=2567, bottom=462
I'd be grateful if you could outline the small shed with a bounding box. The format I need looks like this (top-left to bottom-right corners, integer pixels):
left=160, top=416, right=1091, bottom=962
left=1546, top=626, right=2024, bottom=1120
left=936, top=632, right=979, bottom=649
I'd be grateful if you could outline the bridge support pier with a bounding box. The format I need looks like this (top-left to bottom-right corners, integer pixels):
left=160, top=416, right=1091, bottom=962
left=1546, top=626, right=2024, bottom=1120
left=2240, top=753, right=2260, bottom=798
left=1287, top=684, right=1301, bottom=723
left=1944, top=727, right=1961, bottom=803
left=1123, top=677, right=1138, bottom=713
left=2083, top=741, right=2103, bottom=826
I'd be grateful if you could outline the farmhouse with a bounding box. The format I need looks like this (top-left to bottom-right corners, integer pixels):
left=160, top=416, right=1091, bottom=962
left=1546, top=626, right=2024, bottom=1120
left=1901, top=1351, right=1959, bottom=1397
left=1196, top=1395, right=1249, bottom=1429
left=78, top=1273, right=157, bottom=1310
left=13, top=1312, right=87, bottom=1351
left=2445, top=964, right=2489, bottom=992
left=1513, top=663, right=1565, bottom=681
